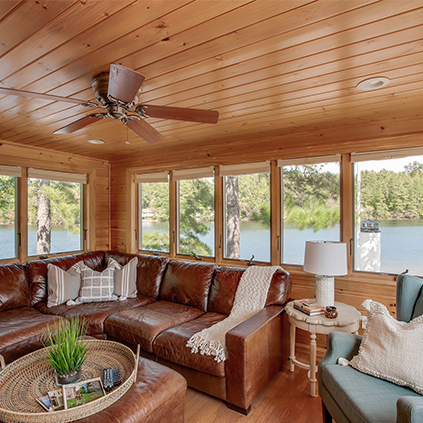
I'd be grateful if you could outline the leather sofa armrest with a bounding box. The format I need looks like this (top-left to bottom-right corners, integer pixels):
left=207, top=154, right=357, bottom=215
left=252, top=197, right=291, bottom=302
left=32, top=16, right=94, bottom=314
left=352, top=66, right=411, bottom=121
left=397, top=396, right=423, bottom=423
left=225, top=306, right=284, bottom=413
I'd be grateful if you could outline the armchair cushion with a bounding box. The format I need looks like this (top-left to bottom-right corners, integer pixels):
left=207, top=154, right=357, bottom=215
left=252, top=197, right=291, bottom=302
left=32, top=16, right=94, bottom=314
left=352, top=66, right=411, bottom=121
left=411, top=286, right=423, bottom=320
left=321, top=363, right=421, bottom=423
left=350, top=300, right=423, bottom=395
left=397, top=396, right=423, bottom=423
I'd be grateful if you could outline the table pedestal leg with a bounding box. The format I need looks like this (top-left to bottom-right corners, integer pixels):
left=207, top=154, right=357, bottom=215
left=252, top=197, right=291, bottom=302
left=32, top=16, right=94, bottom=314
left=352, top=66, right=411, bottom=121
left=309, top=333, right=317, bottom=397
left=289, top=324, right=296, bottom=372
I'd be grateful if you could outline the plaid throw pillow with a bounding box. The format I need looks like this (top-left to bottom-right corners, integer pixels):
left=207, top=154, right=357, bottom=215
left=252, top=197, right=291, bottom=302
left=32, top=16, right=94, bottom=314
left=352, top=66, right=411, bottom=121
left=77, top=261, right=119, bottom=303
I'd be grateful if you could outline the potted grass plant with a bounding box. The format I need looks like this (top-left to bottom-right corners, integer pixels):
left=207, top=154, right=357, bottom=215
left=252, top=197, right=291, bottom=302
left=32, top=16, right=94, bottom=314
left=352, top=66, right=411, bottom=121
left=45, top=317, right=88, bottom=385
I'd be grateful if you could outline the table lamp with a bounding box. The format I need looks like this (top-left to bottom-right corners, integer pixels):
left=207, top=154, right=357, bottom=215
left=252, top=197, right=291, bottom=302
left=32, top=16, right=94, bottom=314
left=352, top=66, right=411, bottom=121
left=303, top=241, right=348, bottom=307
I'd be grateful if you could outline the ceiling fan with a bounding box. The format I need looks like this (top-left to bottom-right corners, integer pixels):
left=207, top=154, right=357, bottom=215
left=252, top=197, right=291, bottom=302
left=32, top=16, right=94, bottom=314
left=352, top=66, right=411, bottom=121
left=0, top=64, right=219, bottom=144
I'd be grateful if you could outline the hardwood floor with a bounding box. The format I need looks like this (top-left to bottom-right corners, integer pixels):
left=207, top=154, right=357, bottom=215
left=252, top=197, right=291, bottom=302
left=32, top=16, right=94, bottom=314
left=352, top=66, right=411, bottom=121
left=184, top=359, right=323, bottom=423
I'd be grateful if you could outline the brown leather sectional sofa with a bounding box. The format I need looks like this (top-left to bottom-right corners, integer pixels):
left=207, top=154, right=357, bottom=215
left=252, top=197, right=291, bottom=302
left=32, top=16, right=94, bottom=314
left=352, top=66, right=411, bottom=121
left=0, top=250, right=291, bottom=414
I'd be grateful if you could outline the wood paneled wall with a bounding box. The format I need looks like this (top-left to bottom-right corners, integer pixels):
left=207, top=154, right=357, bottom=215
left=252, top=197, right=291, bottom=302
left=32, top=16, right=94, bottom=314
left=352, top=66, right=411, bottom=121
left=0, top=140, right=110, bottom=259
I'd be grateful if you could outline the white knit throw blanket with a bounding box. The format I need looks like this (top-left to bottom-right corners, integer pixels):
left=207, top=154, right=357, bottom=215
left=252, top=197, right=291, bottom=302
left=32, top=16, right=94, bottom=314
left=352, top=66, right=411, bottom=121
left=186, top=265, right=281, bottom=362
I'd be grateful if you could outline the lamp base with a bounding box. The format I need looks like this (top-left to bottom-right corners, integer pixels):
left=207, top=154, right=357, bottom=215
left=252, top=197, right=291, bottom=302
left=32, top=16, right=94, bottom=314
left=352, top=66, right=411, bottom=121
left=315, top=275, right=335, bottom=307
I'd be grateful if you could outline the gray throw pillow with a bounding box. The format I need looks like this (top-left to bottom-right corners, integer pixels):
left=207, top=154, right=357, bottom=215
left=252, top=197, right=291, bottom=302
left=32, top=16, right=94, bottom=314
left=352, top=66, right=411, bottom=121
left=108, top=257, right=138, bottom=300
left=47, top=263, right=81, bottom=307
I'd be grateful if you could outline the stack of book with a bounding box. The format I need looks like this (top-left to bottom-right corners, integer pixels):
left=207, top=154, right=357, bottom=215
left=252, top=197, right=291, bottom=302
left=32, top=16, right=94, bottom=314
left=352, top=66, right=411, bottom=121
left=293, top=299, right=325, bottom=316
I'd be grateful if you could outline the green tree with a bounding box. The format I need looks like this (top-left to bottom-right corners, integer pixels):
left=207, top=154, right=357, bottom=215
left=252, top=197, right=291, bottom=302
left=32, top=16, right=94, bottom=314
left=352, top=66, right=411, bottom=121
left=357, top=161, right=423, bottom=221
left=0, top=176, right=15, bottom=224
left=28, top=179, right=82, bottom=254
left=178, top=178, right=214, bottom=256
left=283, top=164, right=340, bottom=231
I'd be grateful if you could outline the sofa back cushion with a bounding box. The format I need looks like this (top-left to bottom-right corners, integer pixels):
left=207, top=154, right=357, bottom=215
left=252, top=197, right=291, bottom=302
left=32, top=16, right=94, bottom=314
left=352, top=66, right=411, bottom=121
left=160, top=261, right=216, bottom=312
left=0, top=263, right=31, bottom=311
left=105, top=252, right=169, bottom=298
left=208, top=266, right=291, bottom=315
left=25, top=251, right=104, bottom=306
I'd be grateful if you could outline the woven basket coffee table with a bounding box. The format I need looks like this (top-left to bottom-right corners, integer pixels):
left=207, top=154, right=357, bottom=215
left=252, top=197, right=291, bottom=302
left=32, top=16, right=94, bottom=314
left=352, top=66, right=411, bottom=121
left=0, top=340, right=137, bottom=423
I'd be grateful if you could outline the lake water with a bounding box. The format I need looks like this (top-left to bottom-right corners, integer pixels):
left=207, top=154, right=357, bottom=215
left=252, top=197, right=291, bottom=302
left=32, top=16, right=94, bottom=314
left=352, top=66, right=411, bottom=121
left=2, top=221, right=423, bottom=275
left=0, top=225, right=82, bottom=259
left=142, top=220, right=423, bottom=275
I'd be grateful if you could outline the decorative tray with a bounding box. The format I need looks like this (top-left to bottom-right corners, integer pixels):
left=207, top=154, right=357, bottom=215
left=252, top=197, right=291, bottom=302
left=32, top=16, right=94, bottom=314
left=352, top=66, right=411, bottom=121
left=0, top=340, right=137, bottom=423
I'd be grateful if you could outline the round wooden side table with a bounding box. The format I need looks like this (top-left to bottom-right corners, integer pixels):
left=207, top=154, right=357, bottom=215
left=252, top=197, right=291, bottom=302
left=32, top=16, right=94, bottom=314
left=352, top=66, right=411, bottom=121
left=286, top=301, right=361, bottom=397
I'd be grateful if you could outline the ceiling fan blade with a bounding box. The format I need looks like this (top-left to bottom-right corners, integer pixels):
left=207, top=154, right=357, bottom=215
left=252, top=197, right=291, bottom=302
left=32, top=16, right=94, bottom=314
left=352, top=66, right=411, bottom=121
left=53, top=113, right=107, bottom=134
left=126, top=119, right=163, bottom=144
left=0, top=86, right=96, bottom=106
left=140, top=104, right=219, bottom=124
left=107, top=64, right=145, bottom=104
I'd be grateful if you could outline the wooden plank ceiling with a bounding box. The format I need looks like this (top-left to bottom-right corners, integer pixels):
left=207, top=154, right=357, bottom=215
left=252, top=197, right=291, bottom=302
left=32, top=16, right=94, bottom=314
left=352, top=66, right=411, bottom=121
left=0, top=0, right=422, bottom=162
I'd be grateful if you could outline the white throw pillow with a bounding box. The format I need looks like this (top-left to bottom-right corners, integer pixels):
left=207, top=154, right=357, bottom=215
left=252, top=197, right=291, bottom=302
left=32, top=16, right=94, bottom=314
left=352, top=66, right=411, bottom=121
left=350, top=299, right=423, bottom=395
left=76, top=261, right=119, bottom=303
left=107, top=257, right=138, bottom=300
left=47, top=263, right=81, bottom=307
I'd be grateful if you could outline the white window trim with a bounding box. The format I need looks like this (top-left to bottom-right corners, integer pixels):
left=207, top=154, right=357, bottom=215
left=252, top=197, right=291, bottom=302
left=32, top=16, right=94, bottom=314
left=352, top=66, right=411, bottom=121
left=277, top=155, right=341, bottom=167
left=220, top=161, right=270, bottom=176
left=28, top=168, right=87, bottom=184
left=173, top=167, right=214, bottom=181
left=134, top=171, right=169, bottom=183
left=351, top=147, right=423, bottom=163
left=0, top=165, right=22, bottom=178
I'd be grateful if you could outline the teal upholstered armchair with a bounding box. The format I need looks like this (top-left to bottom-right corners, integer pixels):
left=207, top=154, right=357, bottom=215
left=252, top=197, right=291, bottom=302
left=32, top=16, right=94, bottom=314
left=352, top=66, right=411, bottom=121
left=318, top=274, right=423, bottom=423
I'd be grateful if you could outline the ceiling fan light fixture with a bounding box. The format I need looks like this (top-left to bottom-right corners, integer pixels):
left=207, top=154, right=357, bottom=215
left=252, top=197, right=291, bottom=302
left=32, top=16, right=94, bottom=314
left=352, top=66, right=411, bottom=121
left=357, top=76, right=390, bottom=91
left=87, top=139, right=104, bottom=145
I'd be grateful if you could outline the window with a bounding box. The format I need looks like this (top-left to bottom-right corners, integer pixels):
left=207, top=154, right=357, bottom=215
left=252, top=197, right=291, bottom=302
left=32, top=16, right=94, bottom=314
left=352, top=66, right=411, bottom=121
left=0, top=165, right=20, bottom=260
left=353, top=148, right=423, bottom=275
left=279, top=156, right=341, bottom=265
left=136, top=172, right=170, bottom=253
left=221, top=162, right=271, bottom=262
left=27, top=169, right=86, bottom=256
left=175, top=168, right=215, bottom=257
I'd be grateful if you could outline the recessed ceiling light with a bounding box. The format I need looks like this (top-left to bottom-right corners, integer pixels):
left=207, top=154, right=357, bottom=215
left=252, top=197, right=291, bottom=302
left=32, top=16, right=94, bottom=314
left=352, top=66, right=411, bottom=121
left=87, top=139, right=104, bottom=145
left=125, top=141, right=131, bottom=145
left=357, top=77, right=390, bottom=91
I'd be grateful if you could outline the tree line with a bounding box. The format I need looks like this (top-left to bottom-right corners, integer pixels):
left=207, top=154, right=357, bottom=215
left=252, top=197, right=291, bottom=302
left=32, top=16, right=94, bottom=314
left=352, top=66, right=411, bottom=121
left=358, top=161, right=423, bottom=220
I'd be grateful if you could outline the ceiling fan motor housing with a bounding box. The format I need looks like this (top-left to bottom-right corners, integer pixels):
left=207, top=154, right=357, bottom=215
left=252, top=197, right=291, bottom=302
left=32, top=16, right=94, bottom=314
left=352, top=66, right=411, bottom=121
left=92, top=72, right=110, bottom=106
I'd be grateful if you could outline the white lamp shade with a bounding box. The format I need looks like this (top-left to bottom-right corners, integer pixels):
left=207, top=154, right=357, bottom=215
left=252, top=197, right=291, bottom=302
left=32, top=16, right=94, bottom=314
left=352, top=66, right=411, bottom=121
left=303, top=241, right=347, bottom=276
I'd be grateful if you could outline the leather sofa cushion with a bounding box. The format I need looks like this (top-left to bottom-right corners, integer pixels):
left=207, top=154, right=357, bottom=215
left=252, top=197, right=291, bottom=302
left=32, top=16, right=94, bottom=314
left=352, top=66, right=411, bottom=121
left=35, top=295, right=155, bottom=336
left=25, top=251, right=105, bottom=306
left=105, top=251, right=169, bottom=298
left=0, top=306, right=63, bottom=364
left=105, top=301, right=204, bottom=353
left=160, top=261, right=216, bottom=312
left=74, top=357, right=186, bottom=423
left=321, top=363, right=421, bottom=423
left=154, top=312, right=227, bottom=377
left=208, top=266, right=290, bottom=315
left=0, top=264, right=30, bottom=312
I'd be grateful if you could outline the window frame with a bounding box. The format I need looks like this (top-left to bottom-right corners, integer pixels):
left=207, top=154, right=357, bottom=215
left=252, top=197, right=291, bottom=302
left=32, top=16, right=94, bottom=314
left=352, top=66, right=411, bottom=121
left=26, top=172, right=86, bottom=258
left=221, top=165, right=272, bottom=264
left=127, top=150, right=415, bottom=284
left=137, top=179, right=170, bottom=254
left=351, top=148, right=423, bottom=277
left=174, top=167, right=215, bottom=259
left=279, top=156, right=342, bottom=267
left=0, top=171, right=19, bottom=262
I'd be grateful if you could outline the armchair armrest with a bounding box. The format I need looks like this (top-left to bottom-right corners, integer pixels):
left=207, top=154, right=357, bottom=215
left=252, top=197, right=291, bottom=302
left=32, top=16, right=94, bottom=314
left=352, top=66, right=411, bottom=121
left=397, top=396, right=423, bottom=423
left=319, top=331, right=362, bottom=368
left=225, top=306, right=285, bottom=413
